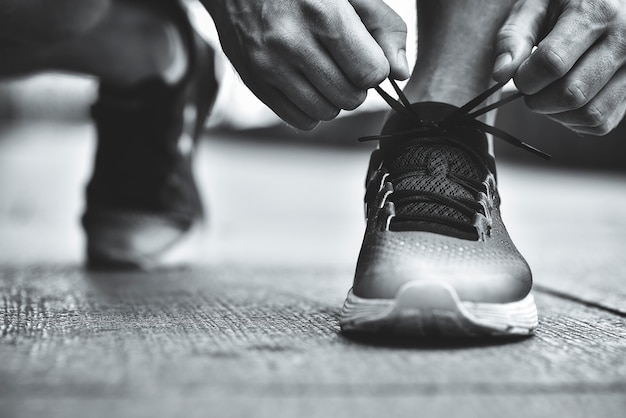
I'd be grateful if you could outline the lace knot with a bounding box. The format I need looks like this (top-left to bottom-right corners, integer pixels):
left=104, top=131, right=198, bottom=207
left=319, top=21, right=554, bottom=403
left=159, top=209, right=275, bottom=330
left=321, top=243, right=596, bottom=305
left=363, top=79, right=551, bottom=161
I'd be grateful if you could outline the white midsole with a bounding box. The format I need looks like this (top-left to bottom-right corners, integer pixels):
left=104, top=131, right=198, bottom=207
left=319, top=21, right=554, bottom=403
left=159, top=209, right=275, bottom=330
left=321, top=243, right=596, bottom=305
left=340, top=281, right=538, bottom=335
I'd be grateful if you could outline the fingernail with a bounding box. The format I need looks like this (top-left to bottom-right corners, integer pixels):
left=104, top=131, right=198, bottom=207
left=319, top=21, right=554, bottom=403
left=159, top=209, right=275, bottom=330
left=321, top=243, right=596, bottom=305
left=494, top=53, right=512, bottom=73
left=396, top=49, right=410, bottom=80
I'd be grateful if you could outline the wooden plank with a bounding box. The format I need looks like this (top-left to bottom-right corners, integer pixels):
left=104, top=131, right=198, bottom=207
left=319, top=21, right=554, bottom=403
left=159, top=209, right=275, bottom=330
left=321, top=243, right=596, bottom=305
left=498, top=164, right=626, bottom=314
left=1, top=265, right=625, bottom=415
left=2, top=394, right=626, bottom=418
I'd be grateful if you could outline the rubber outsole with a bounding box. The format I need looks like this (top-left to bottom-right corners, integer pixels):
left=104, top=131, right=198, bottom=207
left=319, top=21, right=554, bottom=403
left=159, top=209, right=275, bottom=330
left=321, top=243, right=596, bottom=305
left=340, top=281, right=538, bottom=337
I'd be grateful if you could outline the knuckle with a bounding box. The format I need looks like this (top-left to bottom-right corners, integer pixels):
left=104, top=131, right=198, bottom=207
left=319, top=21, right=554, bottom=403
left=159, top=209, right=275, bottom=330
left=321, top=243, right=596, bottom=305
left=563, top=82, right=590, bottom=109
left=536, top=47, right=569, bottom=77
left=592, top=0, right=621, bottom=21
left=382, top=10, right=408, bottom=34
left=249, top=50, right=275, bottom=75
left=396, top=17, right=409, bottom=35
left=301, top=0, right=335, bottom=27
left=249, top=48, right=267, bottom=66
left=570, top=0, right=620, bottom=37
left=265, top=27, right=299, bottom=51
left=497, top=26, right=533, bottom=47
left=606, top=33, right=626, bottom=57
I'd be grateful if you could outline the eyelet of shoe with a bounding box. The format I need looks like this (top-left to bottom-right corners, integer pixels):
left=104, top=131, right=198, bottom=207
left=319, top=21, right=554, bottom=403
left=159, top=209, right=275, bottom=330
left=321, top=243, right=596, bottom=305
left=378, top=201, right=395, bottom=231
left=473, top=213, right=492, bottom=241
left=378, top=182, right=394, bottom=208
left=483, top=173, right=496, bottom=203
left=364, top=170, right=389, bottom=221
left=477, top=192, right=490, bottom=215
left=378, top=172, right=390, bottom=192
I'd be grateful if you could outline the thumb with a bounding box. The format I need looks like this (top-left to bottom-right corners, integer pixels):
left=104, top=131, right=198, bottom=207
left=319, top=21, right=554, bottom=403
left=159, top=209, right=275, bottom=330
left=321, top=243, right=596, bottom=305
left=493, top=0, right=548, bottom=83
left=350, top=0, right=409, bottom=80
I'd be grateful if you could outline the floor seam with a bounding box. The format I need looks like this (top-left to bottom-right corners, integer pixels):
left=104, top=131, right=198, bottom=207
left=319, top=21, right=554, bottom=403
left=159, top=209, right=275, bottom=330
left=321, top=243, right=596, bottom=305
left=534, top=284, right=626, bottom=318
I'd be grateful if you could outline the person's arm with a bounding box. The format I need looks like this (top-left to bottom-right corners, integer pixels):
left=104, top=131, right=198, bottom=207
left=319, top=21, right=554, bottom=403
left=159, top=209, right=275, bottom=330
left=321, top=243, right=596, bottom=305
left=202, top=0, right=409, bottom=129
left=493, top=0, right=626, bottom=135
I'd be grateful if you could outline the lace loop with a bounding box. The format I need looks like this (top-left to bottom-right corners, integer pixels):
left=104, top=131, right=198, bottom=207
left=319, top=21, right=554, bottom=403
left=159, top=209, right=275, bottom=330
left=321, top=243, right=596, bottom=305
left=367, top=79, right=551, bottom=160
left=363, top=79, right=551, bottom=239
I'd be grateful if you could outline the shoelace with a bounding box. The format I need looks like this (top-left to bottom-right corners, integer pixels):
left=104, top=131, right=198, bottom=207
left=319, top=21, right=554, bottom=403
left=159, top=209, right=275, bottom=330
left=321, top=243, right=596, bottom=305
left=361, top=79, right=550, bottom=238
left=362, top=79, right=550, bottom=160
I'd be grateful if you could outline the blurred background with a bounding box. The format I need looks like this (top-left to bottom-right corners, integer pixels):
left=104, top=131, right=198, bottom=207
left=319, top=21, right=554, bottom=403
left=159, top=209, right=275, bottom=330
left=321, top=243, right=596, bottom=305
left=0, top=0, right=624, bottom=267
left=0, top=0, right=624, bottom=170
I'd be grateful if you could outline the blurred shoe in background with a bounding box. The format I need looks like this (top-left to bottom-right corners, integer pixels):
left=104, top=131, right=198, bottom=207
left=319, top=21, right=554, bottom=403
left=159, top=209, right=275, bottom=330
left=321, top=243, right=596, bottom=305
left=82, top=0, right=218, bottom=270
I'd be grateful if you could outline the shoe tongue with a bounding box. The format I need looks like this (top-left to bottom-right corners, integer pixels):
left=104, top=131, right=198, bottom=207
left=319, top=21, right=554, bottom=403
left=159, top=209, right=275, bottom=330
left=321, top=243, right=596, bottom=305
left=379, top=102, right=491, bottom=237
left=381, top=102, right=488, bottom=149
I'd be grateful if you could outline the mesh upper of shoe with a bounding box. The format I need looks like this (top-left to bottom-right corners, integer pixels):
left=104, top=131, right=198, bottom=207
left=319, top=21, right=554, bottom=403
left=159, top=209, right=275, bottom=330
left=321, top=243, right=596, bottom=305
left=385, top=140, right=483, bottom=229
left=370, top=102, right=498, bottom=240
left=354, top=101, right=533, bottom=304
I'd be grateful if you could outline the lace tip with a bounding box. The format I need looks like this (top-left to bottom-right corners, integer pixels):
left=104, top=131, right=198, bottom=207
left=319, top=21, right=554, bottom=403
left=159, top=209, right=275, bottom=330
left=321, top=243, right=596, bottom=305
left=358, top=135, right=378, bottom=142
left=523, top=143, right=552, bottom=160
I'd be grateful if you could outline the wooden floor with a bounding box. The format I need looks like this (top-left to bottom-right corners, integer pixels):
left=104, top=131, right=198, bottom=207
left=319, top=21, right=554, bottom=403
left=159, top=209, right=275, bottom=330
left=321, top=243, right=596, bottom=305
left=1, top=121, right=625, bottom=418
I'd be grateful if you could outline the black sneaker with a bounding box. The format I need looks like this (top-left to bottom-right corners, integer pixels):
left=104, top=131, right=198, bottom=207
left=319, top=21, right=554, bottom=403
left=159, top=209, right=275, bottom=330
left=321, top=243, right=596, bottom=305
left=340, top=81, right=549, bottom=337
left=82, top=0, right=218, bottom=270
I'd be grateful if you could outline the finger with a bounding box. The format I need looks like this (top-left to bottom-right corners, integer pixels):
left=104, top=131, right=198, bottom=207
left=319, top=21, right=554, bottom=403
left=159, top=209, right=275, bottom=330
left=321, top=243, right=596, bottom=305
left=277, top=71, right=342, bottom=122
left=493, top=0, right=548, bottom=83
left=349, top=0, right=409, bottom=80
left=567, top=99, right=626, bottom=135
left=314, top=1, right=390, bottom=88
left=545, top=66, right=626, bottom=135
left=251, top=84, right=320, bottom=130
left=515, top=7, right=607, bottom=95
left=525, top=36, right=626, bottom=114
left=295, top=45, right=368, bottom=110
left=234, top=49, right=333, bottom=129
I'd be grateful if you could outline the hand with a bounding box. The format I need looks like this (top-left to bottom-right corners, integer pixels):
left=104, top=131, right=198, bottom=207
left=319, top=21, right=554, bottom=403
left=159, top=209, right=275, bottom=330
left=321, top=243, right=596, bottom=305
left=493, top=0, right=626, bottom=135
left=203, top=0, right=408, bottom=129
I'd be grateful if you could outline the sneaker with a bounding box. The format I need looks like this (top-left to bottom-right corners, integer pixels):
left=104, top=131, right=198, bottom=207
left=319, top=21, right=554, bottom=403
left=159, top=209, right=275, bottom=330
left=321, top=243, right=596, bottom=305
left=340, top=81, right=548, bottom=337
left=82, top=0, right=218, bottom=270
